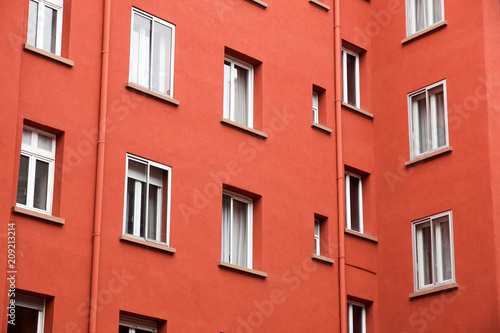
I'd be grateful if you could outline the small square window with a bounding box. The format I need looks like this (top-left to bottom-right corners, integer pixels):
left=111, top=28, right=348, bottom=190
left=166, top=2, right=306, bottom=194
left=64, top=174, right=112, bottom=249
left=123, top=154, right=172, bottom=246
left=223, top=55, right=254, bottom=128
left=16, top=126, right=56, bottom=214
left=119, top=313, right=158, bottom=333
left=221, top=190, right=253, bottom=269
left=408, top=80, right=448, bottom=159
left=129, top=8, right=176, bottom=97
left=345, top=172, right=363, bottom=233
left=27, top=0, right=63, bottom=55
left=342, top=49, right=360, bottom=108
left=412, top=211, right=455, bottom=291
left=406, top=0, right=444, bottom=36
left=8, top=294, right=46, bottom=333
left=348, top=302, right=366, bottom=333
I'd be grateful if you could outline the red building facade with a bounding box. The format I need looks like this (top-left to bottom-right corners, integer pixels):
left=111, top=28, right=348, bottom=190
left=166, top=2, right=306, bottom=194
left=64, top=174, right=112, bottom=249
left=1, top=0, right=499, bottom=332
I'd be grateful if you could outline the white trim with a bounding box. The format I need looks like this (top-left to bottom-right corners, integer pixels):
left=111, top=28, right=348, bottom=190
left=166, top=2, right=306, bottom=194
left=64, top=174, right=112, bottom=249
left=223, top=55, right=254, bottom=128
left=406, top=0, right=445, bottom=36
left=27, top=0, right=63, bottom=55
left=342, top=49, right=360, bottom=108
left=345, top=172, right=364, bottom=233
left=347, top=301, right=366, bottom=333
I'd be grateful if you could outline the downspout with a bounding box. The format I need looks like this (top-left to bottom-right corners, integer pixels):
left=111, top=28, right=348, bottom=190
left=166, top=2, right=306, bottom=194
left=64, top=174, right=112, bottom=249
left=334, top=0, right=347, bottom=332
left=89, top=0, right=111, bottom=330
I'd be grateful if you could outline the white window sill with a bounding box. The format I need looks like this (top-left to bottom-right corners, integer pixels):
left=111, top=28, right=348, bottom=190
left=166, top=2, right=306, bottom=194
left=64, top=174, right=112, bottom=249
left=12, top=206, right=65, bottom=225
left=341, top=102, right=374, bottom=119
left=218, top=261, right=268, bottom=279
left=119, top=234, right=176, bottom=254
left=311, top=122, right=332, bottom=134
left=311, top=254, right=335, bottom=265
left=23, top=43, right=74, bottom=67
left=402, top=20, right=448, bottom=45
left=409, top=283, right=458, bottom=299
left=220, top=118, right=268, bottom=139
left=309, top=0, right=330, bottom=11
left=405, top=146, right=453, bottom=167
left=126, top=82, right=180, bottom=107
left=345, top=228, right=378, bottom=243
left=245, top=0, right=268, bottom=9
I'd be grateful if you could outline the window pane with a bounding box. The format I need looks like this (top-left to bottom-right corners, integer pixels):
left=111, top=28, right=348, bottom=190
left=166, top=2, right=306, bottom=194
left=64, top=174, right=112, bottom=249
left=352, top=304, right=363, bottom=333
left=437, top=219, right=452, bottom=281
left=27, top=0, right=38, bottom=47
left=312, top=91, right=319, bottom=123
left=221, top=194, right=231, bottom=262
left=118, top=326, right=130, bottom=333
left=432, top=0, right=443, bottom=24
left=223, top=61, right=231, bottom=119
left=232, top=199, right=248, bottom=267
left=234, top=65, right=249, bottom=126
left=43, top=6, right=57, bottom=53
left=125, top=178, right=136, bottom=235
left=349, top=177, right=361, bottom=232
left=413, top=96, right=428, bottom=155
left=346, top=53, right=357, bottom=106
left=7, top=306, right=39, bottom=333
left=131, top=13, right=151, bottom=88
left=37, top=134, right=53, bottom=152
left=434, top=91, right=446, bottom=147
left=147, top=184, right=159, bottom=240
left=17, top=155, right=30, bottom=205
left=139, top=181, right=147, bottom=238
left=22, top=129, right=33, bottom=146
left=415, top=0, right=426, bottom=31
left=152, top=22, right=172, bottom=95
left=417, top=224, right=433, bottom=286
left=33, top=160, right=49, bottom=210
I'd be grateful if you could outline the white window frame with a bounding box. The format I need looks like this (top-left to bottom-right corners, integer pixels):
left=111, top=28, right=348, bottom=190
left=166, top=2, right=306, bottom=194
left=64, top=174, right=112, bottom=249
left=17, top=126, right=56, bottom=214
left=406, top=0, right=445, bottom=36
left=13, top=294, right=46, bottom=333
left=347, top=301, right=366, bottom=333
left=27, top=0, right=64, bottom=55
left=342, top=49, right=360, bottom=108
left=314, top=218, right=321, bottom=255
left=345, top=172, right=363, bottom=233
left=223, top=55, right=254, bottom=128
left=221, top=189, right=253, bottom=269
left=412, top=210, right=455, bottom=292
left=312, top=91, right=319, bottom=123
left=119, top=314, right=158, bottom=333
left=408, top=80, right=448, bottom=159
left=129, top=7, right=176, bottom=97
left=123, top=154, right=172, bottom=246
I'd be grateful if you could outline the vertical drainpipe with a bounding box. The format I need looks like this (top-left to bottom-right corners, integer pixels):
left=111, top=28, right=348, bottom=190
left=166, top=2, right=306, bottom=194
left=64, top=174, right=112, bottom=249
left=89, top=0, right=111, bottom=331
left=334, top=0, right=347, bottom=332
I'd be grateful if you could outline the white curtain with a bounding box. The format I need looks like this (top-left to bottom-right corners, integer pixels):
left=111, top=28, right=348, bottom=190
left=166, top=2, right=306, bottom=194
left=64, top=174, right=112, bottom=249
left=131, top=13, right=151, bottom=89
left=152, top=22, right=171, bottom=94
left=415, top=0, right=426, bottom=31
left=234, top=65, right=249, bottom=126
left=232, top=200, right=248, bottom=267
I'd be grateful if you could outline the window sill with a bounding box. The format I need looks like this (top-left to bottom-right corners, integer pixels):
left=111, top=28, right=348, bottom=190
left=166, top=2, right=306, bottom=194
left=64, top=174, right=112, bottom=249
left=23, top=43, right=74, bottom=67
left=218, top=261, right=268, bottom=279
left=405, top=146, right=452, bottom=167
left=311, top=254, right=335, bottom=265
left=409, top=283, right=458, bottom=299
left=345, top=229, right=378, bottom=243
left=126, top=82, right=180, bottom=107
left=119, top=234, right=176, bottom=254
left=309, top=0, right=330, bottom=11
left=220, top=118, right=268, bottom=139
left=311, top=122, right=332, bottom=134
left=12, top=206, right=65, bottom=225
left=341, top=102, right=374, bottom=119
left=245, top=0, right=268, bottom=9
left=402, top=21, right=448, bottom=45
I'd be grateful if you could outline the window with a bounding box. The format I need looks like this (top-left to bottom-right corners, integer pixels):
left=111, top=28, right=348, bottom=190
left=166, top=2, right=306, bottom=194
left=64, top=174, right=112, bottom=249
left=342, top=49, right=360, bottom=108
left=221, top=190, right=253, bottom=269
left=314, top=218, right=320, bottom=255
left=123, top=155, right=172, bottom=246
left=348, top=302, right=366, bottom=333
left=223, top=55, right=254, bottom=128
left=345, top=173, right=363, bottom=233
left=412, top=211, right=454, bottom=291
left=406, top=0, right=444, bottom=35
left=129, top=8, right=175, bottom=97
left=16, top=126, right=56, bottom=214
left=312, top=91, right=319, bottom=123
left=408, top=80, right=448, bottom=159
left=27, top=0, right=63, bottom=55
left=8, top=294, right=46, bottom=333
left=119, top=314, right=158, bottom=333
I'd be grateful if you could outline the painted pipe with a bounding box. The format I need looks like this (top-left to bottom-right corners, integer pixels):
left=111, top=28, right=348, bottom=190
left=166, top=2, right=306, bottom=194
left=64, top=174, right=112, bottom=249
left=88, top=0, right=111, bottom=331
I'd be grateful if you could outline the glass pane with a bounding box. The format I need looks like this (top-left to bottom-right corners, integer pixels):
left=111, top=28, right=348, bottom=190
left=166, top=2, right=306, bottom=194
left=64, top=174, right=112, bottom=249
left=27, top=0, right=38, bottom=47
left=152, top=22, right=172, bottom=95
left=7, top=306, right=39, bottom=333
left=147, top=185, right=159, bottom=240
left=33, top=160, right=49, bottom=210
left=352, top=304, right=363, bottom=333
left=414, top=96, right=428, bottom=155
left=434, top=91, right=446, bottom=147
left=349, top=177, right=361, bottom=232
left=438, top=220, right=452, bottom=281
left=312, top=92, right=319, bottom=123
left=221, top=194, right=231, bottom=262
left=232, top=199, right=248, bottom=267
left=140, top=181, right=147, bottom=238
left=418, top=224, right=433, bottom=286
left=17, top=155, right=30, bottom=205
left=432, top=0, right=443, bottom=24
left=43, top=6, right=57, bottom=53
left=234, top=64, right=249, bottom=126
left=37, top=134, right=53, bottom=152
left=118, top=326, right=130, bottom=333
left=131, top=13, right=151, bottom=88
left=128, top=159, right=147, bottom=182
left=415, top=0, right=426, bottom=31
left=346, top=53, right=357, bottom=106
left=136, top=329, right=153, bottom=333
left=126, top=178, right=136, bottom=235
left=23, top=129, right=33, bottom=146
left=223, top=61, right=231, bottom=119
